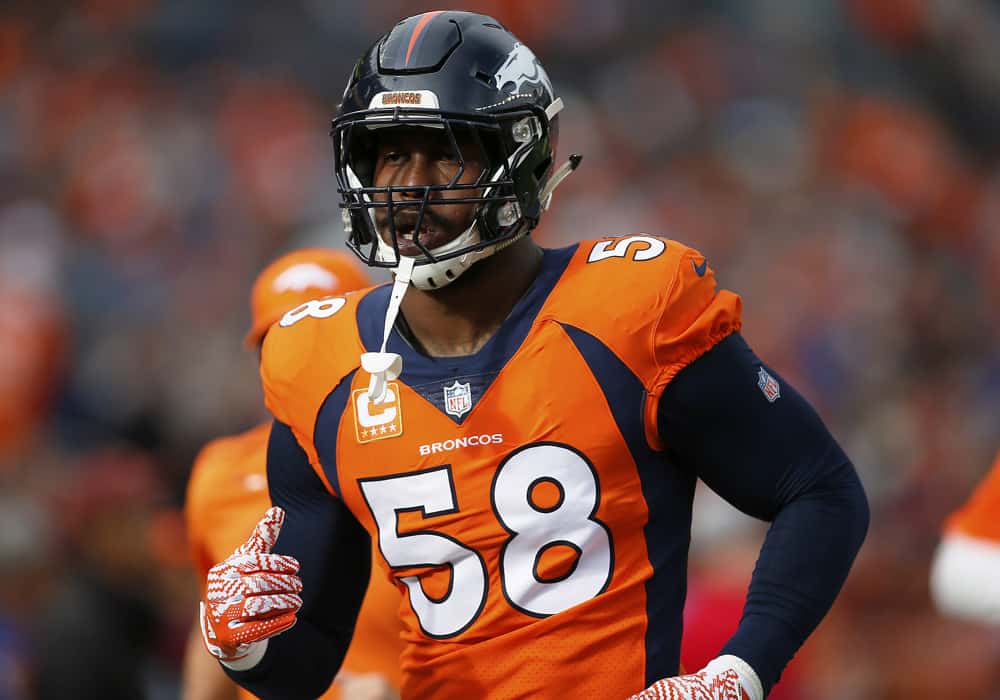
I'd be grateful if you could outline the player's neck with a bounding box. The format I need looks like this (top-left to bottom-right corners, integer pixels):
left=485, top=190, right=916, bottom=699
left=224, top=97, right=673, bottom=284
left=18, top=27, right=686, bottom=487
left=398, top=237, right=544, bottom=358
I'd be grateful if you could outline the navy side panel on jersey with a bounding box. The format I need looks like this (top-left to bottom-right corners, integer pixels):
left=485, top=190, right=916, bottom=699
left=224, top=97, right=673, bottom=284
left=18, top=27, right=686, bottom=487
left=561, top=322, right=695, bottom=685
left=313, top=370, right=359, bottom=496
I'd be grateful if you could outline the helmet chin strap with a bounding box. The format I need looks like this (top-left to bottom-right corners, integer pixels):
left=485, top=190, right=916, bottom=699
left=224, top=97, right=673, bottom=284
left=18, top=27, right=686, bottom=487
left=539, top=153, right=582, bottom=211
left=375, top=219, right=498, bottom=290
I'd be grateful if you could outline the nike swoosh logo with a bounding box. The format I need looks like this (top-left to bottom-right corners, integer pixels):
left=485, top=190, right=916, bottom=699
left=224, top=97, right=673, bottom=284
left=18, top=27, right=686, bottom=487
left=692, top=258, right=708, bottom=276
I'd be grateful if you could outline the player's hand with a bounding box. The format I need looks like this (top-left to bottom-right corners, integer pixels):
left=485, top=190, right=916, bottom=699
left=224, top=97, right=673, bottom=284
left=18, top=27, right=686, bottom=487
left=199, top=507, right=302, bottom=669
left=628, top=655, right=763, bottom=700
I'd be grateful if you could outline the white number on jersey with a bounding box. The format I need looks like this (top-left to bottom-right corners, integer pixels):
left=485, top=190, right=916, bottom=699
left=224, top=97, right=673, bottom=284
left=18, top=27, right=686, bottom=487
left=359, top=466, right=487, bottom=638
left=493, top=443, right=612, bottom=616
left=360, top=443, right=613, bottom=637
left=278, top=297, right=346, bottom=327
left=587, top=235, right=666, bottom=263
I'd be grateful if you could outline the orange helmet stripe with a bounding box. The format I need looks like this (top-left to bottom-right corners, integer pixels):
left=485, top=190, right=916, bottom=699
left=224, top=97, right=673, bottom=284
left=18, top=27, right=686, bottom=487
left=405, top=11, right=445, bottom=67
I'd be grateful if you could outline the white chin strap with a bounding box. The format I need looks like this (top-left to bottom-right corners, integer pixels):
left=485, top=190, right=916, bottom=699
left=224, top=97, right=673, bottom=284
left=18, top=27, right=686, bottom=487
left=375, top=222, right=507, bottom=291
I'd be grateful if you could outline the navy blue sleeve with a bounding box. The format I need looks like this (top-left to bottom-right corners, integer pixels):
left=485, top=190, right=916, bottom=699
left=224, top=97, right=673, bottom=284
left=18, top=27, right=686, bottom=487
left=657, top=332, right=869, bottom=692
left=224, top=419, right=371, bottom=700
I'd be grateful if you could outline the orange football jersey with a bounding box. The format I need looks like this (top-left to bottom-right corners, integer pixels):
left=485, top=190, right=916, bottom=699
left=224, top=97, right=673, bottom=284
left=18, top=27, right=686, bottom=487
left=261, top=237, right=742, bottom=699
left=185, top=422, right=404, bottom=699
left=944, top=450, right=1000, bottom=541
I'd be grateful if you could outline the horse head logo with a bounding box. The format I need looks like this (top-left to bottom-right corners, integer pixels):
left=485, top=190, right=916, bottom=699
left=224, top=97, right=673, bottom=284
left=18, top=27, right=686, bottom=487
left=494, top=43, right=554, bottom=100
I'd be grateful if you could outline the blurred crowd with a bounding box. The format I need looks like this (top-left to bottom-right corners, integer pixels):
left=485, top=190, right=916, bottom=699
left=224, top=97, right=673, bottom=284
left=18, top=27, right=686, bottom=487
left=0, top=1, right=998, bottom=698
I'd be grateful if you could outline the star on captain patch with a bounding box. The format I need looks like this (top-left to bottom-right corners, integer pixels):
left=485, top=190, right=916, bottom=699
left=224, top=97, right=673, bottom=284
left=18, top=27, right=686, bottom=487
left=443, top=380, right=472, bottom=419
left=757, top=367, right=780, bottom=403
left=352, top=381, right=403, bottom=443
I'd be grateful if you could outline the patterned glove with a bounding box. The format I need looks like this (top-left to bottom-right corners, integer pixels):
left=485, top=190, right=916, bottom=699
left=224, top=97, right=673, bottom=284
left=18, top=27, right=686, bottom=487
left=628, top=655, right=763, bottom=700
left=200, top=507, right=302, bottom=670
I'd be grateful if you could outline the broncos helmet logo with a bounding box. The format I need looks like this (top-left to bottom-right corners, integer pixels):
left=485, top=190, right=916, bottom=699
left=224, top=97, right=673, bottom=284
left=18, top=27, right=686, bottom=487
left=272, top=263, right=339, bottom=293
left=494, top=43, right=554, bottom=100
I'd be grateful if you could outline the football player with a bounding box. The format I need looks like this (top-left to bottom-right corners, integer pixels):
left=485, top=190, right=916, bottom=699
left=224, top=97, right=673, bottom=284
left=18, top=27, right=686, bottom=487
left=198, top=12, right=869, bottom=700
left=183, top=248, right=404, bottom=700
left=930, top=449, right=1000, bottom=623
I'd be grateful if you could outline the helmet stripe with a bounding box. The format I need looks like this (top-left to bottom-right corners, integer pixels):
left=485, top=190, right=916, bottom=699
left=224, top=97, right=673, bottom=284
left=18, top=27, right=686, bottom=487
left=404, top=11, right=445, bottom=67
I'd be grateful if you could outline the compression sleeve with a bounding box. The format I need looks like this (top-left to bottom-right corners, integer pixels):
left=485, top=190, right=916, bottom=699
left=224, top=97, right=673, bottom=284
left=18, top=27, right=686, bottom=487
left=657, top=332, right=869, bottom=691
left=224, top=419, right=372, bottom=700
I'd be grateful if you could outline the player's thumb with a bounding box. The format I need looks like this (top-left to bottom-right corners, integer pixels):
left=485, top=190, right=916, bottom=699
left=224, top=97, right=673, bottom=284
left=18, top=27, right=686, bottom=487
left=238, top=506, right=286, bottom=555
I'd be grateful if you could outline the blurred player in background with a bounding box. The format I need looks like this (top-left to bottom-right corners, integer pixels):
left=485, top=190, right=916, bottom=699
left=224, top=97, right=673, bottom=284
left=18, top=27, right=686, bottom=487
left=199, top=12, right=869, bottom=700
left=930, top=449, right=1000, bottom=624
left=182, top=248, right=404, bottom=700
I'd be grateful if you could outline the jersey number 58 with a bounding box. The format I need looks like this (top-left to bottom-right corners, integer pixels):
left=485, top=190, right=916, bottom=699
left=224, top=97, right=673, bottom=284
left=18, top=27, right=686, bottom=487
left=359, top=442, right=613, bottom=638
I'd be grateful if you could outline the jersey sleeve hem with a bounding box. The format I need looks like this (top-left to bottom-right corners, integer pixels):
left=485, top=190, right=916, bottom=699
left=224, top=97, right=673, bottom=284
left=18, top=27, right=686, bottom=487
left=643, top=325, right=739, bottom=452
left=643, top=249, right=742, bottom=451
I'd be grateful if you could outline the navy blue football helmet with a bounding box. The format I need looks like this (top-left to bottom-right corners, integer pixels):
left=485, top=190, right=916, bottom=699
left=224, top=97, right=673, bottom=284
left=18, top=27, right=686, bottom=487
left=332, top=11, right=578, bottom=289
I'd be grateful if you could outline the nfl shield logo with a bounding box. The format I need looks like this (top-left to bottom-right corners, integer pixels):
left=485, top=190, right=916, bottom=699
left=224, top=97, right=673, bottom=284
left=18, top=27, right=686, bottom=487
left=757, top=367, right=780, bottom=403
left=443, top=380, right=473, bottom=418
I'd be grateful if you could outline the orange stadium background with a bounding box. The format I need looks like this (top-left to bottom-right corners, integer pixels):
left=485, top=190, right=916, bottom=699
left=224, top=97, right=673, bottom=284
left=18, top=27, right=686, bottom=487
left=0, top=1, right=998, bottom=698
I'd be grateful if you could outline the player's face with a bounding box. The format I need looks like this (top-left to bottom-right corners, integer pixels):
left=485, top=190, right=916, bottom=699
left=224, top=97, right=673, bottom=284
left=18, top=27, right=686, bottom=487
left=371, top=126, right=485, bottom=257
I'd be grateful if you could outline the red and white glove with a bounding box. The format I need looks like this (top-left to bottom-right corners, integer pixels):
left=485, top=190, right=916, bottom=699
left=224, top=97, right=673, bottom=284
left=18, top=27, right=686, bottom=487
left=200, top=507, right=302, bottom=670
left=628, top=655, right=763, bottom=700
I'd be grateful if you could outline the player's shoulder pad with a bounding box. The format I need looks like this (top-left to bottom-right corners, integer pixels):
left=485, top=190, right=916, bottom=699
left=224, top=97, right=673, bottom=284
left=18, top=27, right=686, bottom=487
left=542, top=235, right=742, bottom=390
left=185, top=423, right=270, bottom=511
left=260, top=288, right=372, bottom=432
